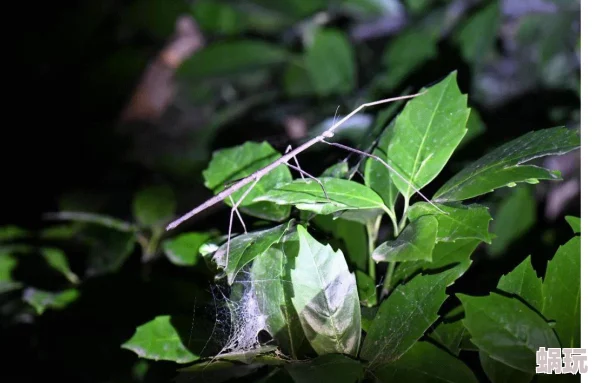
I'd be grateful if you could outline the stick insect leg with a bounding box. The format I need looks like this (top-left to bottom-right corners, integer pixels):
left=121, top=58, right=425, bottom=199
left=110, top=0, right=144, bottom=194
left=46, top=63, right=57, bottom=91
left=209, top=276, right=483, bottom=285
left=284, top=145, right=305, bottom=180
left=228, top=195, right=248, bottom=234
left=225, top=178, right=261, bottom=268
left=321, top=139, right=446, bottom=214
left=283, top=162, right=335, bottom=205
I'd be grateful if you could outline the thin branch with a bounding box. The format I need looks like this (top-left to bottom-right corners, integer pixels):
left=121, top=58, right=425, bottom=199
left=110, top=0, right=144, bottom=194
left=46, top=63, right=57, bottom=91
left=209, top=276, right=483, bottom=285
left=166, top=92, right=426, bottom=231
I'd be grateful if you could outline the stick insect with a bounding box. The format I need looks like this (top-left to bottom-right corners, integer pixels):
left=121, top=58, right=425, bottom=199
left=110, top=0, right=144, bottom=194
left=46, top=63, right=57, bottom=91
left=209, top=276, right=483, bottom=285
left=167, top=92, right=445, bottom=264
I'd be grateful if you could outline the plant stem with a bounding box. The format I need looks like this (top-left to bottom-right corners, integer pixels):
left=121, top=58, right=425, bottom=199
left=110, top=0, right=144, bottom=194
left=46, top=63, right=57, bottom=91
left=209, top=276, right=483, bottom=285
left=382, top=196, right=410, bottom=298
left=366, top=215, right=382, bottom=280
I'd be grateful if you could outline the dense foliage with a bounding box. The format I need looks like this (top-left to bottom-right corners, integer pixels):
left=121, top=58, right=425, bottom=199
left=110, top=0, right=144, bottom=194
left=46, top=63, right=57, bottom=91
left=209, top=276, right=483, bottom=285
left=6, top=0, right=580, bottom=382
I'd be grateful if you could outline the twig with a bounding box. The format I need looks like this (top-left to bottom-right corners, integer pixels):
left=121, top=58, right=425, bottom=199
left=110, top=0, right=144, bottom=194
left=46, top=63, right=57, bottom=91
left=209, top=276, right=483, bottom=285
left=166, top=92, right=426, bottom=231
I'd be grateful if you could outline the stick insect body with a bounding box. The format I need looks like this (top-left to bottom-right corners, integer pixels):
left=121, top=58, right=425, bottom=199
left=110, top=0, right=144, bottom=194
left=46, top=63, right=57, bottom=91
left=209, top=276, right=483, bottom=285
left=166, top=92, right=443, bottom=232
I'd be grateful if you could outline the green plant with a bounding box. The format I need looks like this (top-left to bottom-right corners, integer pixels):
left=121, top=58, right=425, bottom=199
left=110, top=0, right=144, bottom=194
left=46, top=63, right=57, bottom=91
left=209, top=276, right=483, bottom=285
left=108, top=72, right=578, bottom=381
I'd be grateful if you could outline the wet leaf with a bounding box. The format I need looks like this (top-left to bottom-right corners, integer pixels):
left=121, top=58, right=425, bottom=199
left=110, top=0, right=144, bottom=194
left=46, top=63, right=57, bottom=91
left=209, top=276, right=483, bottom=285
left=429, top=319, right=466, bottom=356
left=388, top=71, right=470, bottom=199
left=360, top=267, right=463, bottom=365
left=408, top=202, right=492, bottom=243
left=479, top=351, right=534, bottom=383
left=542, top=236, right=581, bottom=348
left=287, top=354, right=364, bottom=383
left=203, top=141, right=292, bottom=222
left=372, top=216, right=438, bottom=263
left=434, top=127, right=580, bottom=202
left=457, top=292, right=560, bottom=373
left=290, top=225, right=361, bottom=356
left=312, top=215, right=368, bottom=272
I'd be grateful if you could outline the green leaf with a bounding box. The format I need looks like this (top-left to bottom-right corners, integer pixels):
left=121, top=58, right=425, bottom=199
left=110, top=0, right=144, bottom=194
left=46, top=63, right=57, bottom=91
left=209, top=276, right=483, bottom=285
left=312, top=215, right=368, bottom=272
left=387, top=71, right=470, bottom=199
left=179, top=40, right=290, bottom=78
left=356, top=270, right=377, bottom=307
left=304, top=28, right=356, bottom=96
left=542, top=236, right=581, bottom=348
left=379, top=29, right=438, bottom=90
left=372, top=216, right=438, bottom=263
left=374, top=341, right=478, bottom=383
left=43, top=211, right=136, bottom=232
left=133, top=185, right=176, bottom=228
left=23, top=287, right=79, bottom=315
left=121, top=315, right=215, bottom=363
left=565, top=216, right=580, bottom=233
left=203, top=141, right=292, bottom=222
left=283, top=59, right=316, bottom=97
left=479, top=351, right=534, bottom=383
left=408, top=202, right=493, bottom=243
left=364, top=113, right=399, bottom=218
left=429, top=319, right=466, bottom=356
left=360, top=267, right=463, bottom=366
left=40, top=248, right=79, bottom=284
left=0, top=225, right=29, bottom=241
left=86, top=228, right=137, bottom=276
left=213, top=221, right=293, bottom=285
left=174, top=359, right=263, bottom=383
left=488, top=187, right=536, bottom=256
left=163, top=232, right=213, bottom=266
left=286, top=354, right=365, bottom=383
left=453, top=0, right=500, bottom=65
left=392, top=238, right=480, bottom=287
left=0, top=253, right=22, bottom=294
left=290, top=225, right=361, bottom=356
left=434, top=127, right=580, bottom=202
left=251, top=241, right=307, bottom=358
left=497, top=255, right=543, bottom=311
left=457, top=292, right=561, bottom=373
left=255, top=177, right=390, bottom=217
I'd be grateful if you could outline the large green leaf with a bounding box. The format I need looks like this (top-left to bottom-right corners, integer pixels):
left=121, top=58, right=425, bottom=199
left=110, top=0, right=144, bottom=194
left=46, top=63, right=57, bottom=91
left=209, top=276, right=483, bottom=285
left=360, top=267, right=463, bottom=366
left=40, top=247, right=79, bottom=284
left=203, top=141, right=292, bottom=221
left=479, top=351, right=534, bottom=383
left=408, top=202, right=492, bottom=243
left=0, top=253, right=22, bottom=294
left=379, top=29, right=438, bottom=90
left=213, top=221, right=293, bottom=285
left=434, top=127, right=580, bottom=202
left=304, top=28, right=356, bottom=96
left=133, top=185, right=176, bottom=228
left=391, top=238, right=480, bottom=287
left=251, top=241, right=306, bottom=358
left=387, top=71, right=470, bottom=199
left=121, top=315, right=216, bottom=363
left=497, top=255, right=543, bottom=311
left=163, top=232, right=213, bottom=266
left=374, top=341, right=478, bottom=383
left=488, top=186, right=536, bottom=256
left=542, top=236, right=581, bottom=348
left=179, top=40, right=291, bottom=78
left=23, top=287, right=79, bottom=315
left=255, top=177, right=390, bottom=217
left=372, top=216, right=438, bottom=263
left=457, top=292, right=561, bottom=373
left=290, top=225, right=361, bottom=356
left=286, top=354, right=365, bottom=383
